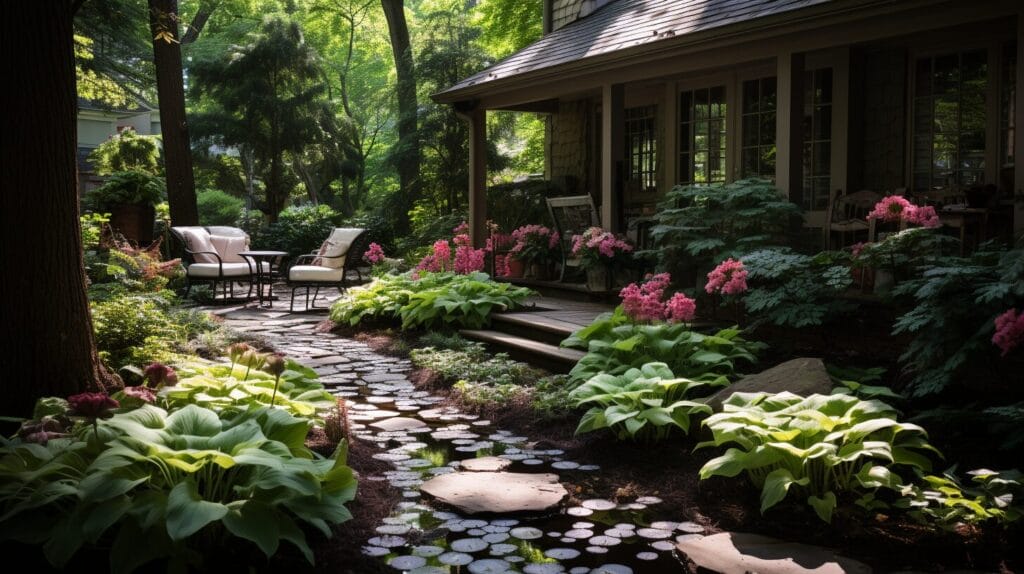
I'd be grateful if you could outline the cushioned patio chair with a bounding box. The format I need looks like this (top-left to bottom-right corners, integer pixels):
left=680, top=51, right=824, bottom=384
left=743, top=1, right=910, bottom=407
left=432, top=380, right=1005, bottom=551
left=287, top=228, right=369, bottom=312
left=546, top=195, right=601, bottom=282
left=170, top=226, right=264, bottom=301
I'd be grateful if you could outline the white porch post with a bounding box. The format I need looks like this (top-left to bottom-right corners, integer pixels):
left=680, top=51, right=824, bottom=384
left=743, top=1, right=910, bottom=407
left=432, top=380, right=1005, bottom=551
left=601, top=83, right=625, bottom=232
left=467, top=106, right=488, bottom=247
left=1015, top=12, right=1024, bottom=233
left=775, top=51, right=805, bottom=202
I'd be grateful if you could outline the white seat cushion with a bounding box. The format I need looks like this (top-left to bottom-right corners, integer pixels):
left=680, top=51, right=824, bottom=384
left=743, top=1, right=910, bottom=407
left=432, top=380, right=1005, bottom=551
left=289, top=265, right=344, bottom=282
left=210, top=234, right=249, bottom=263
left=187, top=262, right=267, bottom=278
left=314, top=228, right=363, bottom=269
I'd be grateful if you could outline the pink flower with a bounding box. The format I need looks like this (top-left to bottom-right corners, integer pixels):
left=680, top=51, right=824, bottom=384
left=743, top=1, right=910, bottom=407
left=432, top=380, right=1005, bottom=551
left=850, top=242, right=870, bottom=258
left=993, top=309, right=1024, bottom=356
left=454, top=245, right=486, bottom=274
left=705, top=259, right=748, bottom=296
left=123, top=385, right=157, bottom=404
left=143, top=363, right=178, bottom=387
left=67, top=392, right=119, bottom=420
left=432, top=239, right=451, bottom=270
left=453, top=221, right=470, bottom=236
left=665, top=293, right=697, bottom=323
left=867, top=196, right=913, bottom=222
left=571, top=227, right=633, bottom=265
left=510, top=225, right=559, bottom=264
left=904, top=205, right=941, bottom=228
left=363, top=242, right=386, bottom=264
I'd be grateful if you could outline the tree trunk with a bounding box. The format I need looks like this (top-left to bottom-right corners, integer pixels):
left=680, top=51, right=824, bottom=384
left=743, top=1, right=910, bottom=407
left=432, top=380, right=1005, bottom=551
left=381, top=0, right=420, bottom=235
left=149, top=0, right=199, bottom=227
left=1, top=2, right=116, bottom=417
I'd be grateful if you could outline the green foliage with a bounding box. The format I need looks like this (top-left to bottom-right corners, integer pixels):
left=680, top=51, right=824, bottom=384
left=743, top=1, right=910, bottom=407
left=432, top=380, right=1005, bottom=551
left=570, top=363, right=720, bottom=442
left=896, top=468, right=1023, bottom=529
left=330, top=272, right=533, bottom=330
left=647, top=178, right=801, bottom=277
left=698, top=392, right=940, bottom=523
left=254, top=203, right=340, bottom=257
left=81, top=212, right=110, bottom=251
left=410, top=344, right=542, bottom=387
left=87, top=128, right=161, bottom=176
left=473, top=0, right=542, bottom=58
left=890, top=246, right=1024, bottom=396
left=740, top=248, right=855, bottom=328
left=196, top=189, right=245, bottom=226
left=86, top=171, right=166, bottom=210
left=91, top=295, right=184, bottom=369
left=164, top=360, right=337, bottom=421
left=562, top=307, right=764, bottom=385
left=0, top=405, right=356, bottom=570
left=827, top=365, right=903, bottom=401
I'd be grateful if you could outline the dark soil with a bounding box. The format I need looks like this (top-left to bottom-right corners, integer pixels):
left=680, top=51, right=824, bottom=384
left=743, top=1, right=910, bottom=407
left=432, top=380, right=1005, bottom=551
left=362, top=325, right=1024, bottom=573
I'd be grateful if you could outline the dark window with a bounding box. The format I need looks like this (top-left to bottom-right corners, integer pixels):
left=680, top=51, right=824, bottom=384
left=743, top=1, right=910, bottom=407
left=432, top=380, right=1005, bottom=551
left=802, top=68, right=833, bottom=211
left=912, top=49, right=988, bottom=191
left=1001, top=42, right=1016, bottom=169
left=679, top=86, right=727, bottom=184
left=741, top=77, right=777, bottom=179
left=625, top=105, right=658, bottom=193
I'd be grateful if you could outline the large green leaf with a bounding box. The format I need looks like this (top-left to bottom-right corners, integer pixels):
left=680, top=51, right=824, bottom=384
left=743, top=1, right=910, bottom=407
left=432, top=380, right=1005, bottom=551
left=223, top=500, right=281, bottom=557
left=165, top=404, right=222, bottom=437
left=808, top=492, right=837, bottom=523
left=760, top=468, right=809, bottom=513
left=165, top=479, right=228, bottom=541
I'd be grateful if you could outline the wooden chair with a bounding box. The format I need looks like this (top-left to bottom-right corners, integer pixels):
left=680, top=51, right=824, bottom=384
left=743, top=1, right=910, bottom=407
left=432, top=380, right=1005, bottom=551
left=286, top=228, right=369, bottom=312
left=546, top=195, right=601, bottom=281
left=823, top=189, right=881, bottom=250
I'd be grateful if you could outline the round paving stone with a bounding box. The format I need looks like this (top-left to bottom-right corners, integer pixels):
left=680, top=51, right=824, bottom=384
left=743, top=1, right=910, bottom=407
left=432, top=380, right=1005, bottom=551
left=565, top=507, right=593, bottom=517
left=636, top=528, right=673, bottom=539
left=524, top=565, right=565, bottom=574
left=409, top=567, right=447, bottom=574
left=450, top=538, right=488, bottom=553
left=592, top=565, right=633, bottom=574
left=439, top=552, right=474, bottom=566
left=389, top=555, right=427, bottom=570
left=564, top=529, right=594, bottom=539
left=413, top=545, right=445, bottom=557
left=368, top=535, right=407, bottom=548
left=482, top=533, right=510, bottom=543
left=467, top=559, right=511, bottom=574
left=551, top=461, right=579, bottom=470
left=588, top=536, right=621, bottom=547
left=489, top=543, right=517, bottom=555
left=635, top=496, right=662, bottom=504
left=677, top=521, right=705, bottom=533
left=510, top=527, right=543, bottom=540
left=636, top=552, right=658, bottom=561
left=649, top=521, right=678, bottom=530
left=376, top=524, right=412, bottom=535
left=651, top=540, right=676, bottom=551
left=581, top=499, right=617, bottom=511
left=585, top=546, right=608, bottom=554
left=544, top=548, right=580, bottom=560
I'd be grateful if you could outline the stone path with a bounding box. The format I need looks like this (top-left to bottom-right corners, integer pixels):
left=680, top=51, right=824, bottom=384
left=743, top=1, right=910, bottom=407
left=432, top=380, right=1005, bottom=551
left=208, top=298, right=706, bottom=574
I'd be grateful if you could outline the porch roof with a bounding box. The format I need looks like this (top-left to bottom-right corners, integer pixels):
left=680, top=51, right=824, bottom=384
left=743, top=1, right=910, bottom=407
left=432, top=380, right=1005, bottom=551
left=434, top=0, right=838, bottom=103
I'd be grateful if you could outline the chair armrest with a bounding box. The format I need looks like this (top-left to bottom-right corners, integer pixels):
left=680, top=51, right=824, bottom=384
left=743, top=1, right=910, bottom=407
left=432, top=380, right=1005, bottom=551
left=184, top=250, right=224, bottom=265
left=293, top=254, right=318, bottom=265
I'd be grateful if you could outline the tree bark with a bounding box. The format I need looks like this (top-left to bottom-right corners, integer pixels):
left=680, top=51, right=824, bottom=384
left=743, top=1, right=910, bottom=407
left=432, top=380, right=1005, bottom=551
left=180, top=0, right=217, bottom=45
left=381, top=0, right=420, bottom=235
left=1, top=2, right=116, bottom=417
left=149, top=0, right=199, bottom=227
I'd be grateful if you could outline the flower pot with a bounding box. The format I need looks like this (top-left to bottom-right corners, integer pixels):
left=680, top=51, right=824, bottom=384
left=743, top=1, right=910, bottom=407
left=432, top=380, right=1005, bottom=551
left=586, top=266, right=608, bottom=291
left=109, top=202, right=155, bottom=245
left=529, top=262, right=553, bottom=281
left=505, top=257, right=524, bottom=278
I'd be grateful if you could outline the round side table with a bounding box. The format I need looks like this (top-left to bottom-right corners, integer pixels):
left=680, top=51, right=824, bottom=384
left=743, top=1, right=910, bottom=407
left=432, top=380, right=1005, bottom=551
left=238, top=250, right=288, bottom=308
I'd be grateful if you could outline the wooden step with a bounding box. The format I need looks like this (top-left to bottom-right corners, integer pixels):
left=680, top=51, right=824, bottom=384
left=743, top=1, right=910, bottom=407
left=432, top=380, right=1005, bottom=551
left=459, top=329, right=586, bottom=374
left=490, top=312, right=580, bottom=346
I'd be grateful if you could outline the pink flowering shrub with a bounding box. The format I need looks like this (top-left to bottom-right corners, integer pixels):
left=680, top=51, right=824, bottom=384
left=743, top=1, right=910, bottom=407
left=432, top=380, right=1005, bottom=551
left=619, top=273, right=696, bottom=324
left=993, top=308, right=1024, bottom=356
left=705, top=258, right=748, bottom=296
left=363, top=242, right=386, bottom=264
left=571, top=227, right=633, bottom=268
left=510, top=225, right=560, bottom=264
left=415, top=222, right=487, bottom=276
left=867, top=196, right=941, bottom=229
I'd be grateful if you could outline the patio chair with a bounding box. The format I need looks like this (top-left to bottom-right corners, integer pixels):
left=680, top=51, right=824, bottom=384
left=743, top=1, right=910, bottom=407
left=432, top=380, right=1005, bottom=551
left=170, top=225, right=263, bottom=301
left=546, top=195, right=601, bottom=281
left=823, top=189, right=881, bottom=250
left=287, top=228, right=369, bottom=312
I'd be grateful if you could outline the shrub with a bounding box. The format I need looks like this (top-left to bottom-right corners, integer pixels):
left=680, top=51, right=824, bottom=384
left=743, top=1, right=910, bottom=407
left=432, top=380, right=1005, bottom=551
left=698, top=392, right=940, bottom=522
left=647, top=178, right=801, bottom=280
left=91, top=294, right=184, bottom=368
left=254, top=204, right=339, bottom=257
left=570, top=362, right=721, bottom=442
left=896, top=468, right=1023, bottom=529
left=196, top=189, right=245, bottom=226
left=87, top=128, right=160, bottom=175
left=86, top=171, right=166, bottom=210
left=562, top=307, right=764, bottom=385
left=411, top=344, right=542, bottom=387
left=738, top=248, right=855, bottom=328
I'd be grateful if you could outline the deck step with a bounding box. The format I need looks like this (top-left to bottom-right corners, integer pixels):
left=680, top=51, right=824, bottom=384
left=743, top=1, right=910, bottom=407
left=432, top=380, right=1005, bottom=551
left=490, top=312, right=580, bottom=346
left=459, top=329, right=586, bottom=374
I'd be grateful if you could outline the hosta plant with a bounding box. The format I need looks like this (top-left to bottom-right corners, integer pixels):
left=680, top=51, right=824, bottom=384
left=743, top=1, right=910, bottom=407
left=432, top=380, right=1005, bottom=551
left=895, top=467, right=1023, bottom=529
left=570, top=362, right=722, bottom=442
left=562, top=307, right=763, bottom=385
left=698, top=392, right=939, bottom=523
left=0, top=404, right=356, bottom=571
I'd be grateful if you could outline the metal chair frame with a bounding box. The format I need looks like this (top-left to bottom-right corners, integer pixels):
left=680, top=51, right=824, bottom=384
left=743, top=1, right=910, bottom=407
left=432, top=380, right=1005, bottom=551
left=170, top=226, right=255, bottom=303
left=287, top=230, right=370, bottom=312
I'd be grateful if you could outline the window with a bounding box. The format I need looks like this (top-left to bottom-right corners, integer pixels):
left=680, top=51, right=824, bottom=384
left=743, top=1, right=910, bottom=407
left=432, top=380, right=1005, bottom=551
left=678, top=86, right=727, bottom=184
left=1001, top=42, right=1016, bottom=169
left=741, top=77, right=777, bottom=179
left=625, top=105, right=658, bottom=193
left=802, top=68, right=833, bottom=211
left=912, top=50, right=987, bottom=191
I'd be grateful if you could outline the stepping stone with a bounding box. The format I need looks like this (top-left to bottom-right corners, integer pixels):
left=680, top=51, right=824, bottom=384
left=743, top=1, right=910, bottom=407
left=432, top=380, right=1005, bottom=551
left=369, top=417, right=428, bottom=432
left=677, top=532, right=871, bottom=574
left=420, top=472, right=568, bottom=515
left=461, top=457, right=513, bottom=472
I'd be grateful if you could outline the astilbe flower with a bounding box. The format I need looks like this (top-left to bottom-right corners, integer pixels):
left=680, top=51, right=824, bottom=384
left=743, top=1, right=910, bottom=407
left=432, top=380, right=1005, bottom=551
left=571, top=227, right=633, bottom=264
left=665, top=292, right=697, bottom=323
left=363, top=242, right=386, bottom=264
left=705, top=258, right=748, bottom=296
left=454, top=244, right=486, bottom=274
left=992, top=308, right=1024, bottom=356
left=904, top=205, right=940, bottom=228
left=123, top=385, right=157, bottom=404
left=619, top=273, right=695, bottom=324
left=867, top=196, right=913, bottom=223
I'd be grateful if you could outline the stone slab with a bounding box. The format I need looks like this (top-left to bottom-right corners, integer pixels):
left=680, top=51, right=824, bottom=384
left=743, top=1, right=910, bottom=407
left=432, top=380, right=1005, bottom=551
left=677, top=532, right=871, bottom=574
left=420, top=472, right=567, bottom=515
left=706, top=358, right=833, bottom=410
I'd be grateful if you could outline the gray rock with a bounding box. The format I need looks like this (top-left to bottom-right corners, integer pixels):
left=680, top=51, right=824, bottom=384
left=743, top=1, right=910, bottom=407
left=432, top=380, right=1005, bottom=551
left=369, top=416, right=428, bottom=431
left=677, top=532, right=871, bottom=574
left=461, top=456, right=513, bottom=472
left=421, top=472, right=568, bottom=515
left=706, top=358, right=833, bottom=410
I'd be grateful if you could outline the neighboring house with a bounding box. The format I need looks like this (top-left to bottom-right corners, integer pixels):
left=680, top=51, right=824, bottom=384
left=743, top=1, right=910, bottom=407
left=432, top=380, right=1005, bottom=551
left=434, top=0, right=1023, bottom=245
left=77, top=98, right=162, bottom=195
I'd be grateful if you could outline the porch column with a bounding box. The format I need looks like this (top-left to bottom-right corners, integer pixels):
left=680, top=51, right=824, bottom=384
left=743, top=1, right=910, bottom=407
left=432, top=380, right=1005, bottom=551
left=601, top=83, right=625, bottom=232
left=1016, top=12, right=1024, bottom=233
left=467, top=106, right=488, bottom=248
left=775, top=51, right=805, bottom=203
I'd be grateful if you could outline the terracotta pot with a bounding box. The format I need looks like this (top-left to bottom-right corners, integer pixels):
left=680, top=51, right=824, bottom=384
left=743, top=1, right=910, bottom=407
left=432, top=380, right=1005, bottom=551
left=109, top=202, right=155, bottom=245
left=505, top=257, right=524, bottom=278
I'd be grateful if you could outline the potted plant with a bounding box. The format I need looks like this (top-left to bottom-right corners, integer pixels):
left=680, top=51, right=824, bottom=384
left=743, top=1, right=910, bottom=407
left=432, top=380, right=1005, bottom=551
left=510, top=224, right=559, bottom=280
left=86, top=171, right=165, bottom=245
left=571, top=226, right=634, bottom=291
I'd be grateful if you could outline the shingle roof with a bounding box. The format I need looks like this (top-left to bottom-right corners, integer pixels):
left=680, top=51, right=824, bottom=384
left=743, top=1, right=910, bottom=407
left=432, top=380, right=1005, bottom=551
left=436, top=0, right=834, bottom=100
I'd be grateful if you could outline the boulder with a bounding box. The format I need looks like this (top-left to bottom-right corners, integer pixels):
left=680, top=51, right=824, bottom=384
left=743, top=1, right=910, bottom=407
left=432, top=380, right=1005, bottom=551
left=677, top=532, right=871, bottom=574
left=460, top=456, right=512, bottom=472
left=706, top=358, right=833, bottom=410
left=420, top=472, right=567, bottom=515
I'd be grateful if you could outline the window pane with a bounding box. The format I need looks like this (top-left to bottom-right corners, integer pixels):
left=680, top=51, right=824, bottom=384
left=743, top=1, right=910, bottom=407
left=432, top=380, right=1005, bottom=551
left=743, top=79, right=759, bottom=113
left=679, top=92, right=693, bottom=122
left=915, top=58, right=932, bottom=97
left=817, top=69, right=833, bottom=104
left=760, top=112, right=776, bottom=146
left=761, top=77, right=777, bottom=111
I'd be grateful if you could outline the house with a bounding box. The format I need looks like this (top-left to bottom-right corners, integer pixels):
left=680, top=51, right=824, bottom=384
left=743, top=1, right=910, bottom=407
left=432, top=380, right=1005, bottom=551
left=77, top=98, right=162, bottom=194
left=434, top=0, right=1023, bottom=247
